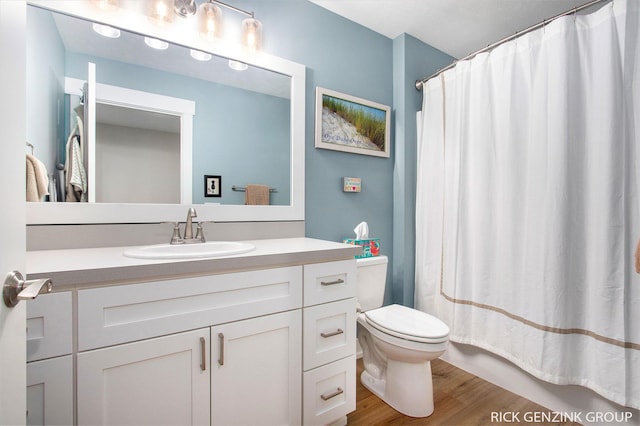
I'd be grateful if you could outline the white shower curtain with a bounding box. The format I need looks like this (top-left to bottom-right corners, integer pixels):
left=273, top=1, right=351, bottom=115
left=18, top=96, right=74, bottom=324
left=416, top=0, right=640, bottom=409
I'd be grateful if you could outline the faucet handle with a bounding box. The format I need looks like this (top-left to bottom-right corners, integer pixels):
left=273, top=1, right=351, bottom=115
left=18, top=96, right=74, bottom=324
left=162, top=221, right=182, bottom=244
left=195, top=221, right=213, bottom=243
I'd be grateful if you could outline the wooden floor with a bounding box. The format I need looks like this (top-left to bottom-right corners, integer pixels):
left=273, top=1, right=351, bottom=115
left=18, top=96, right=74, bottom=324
left=346, top=358, right=580, bottom=425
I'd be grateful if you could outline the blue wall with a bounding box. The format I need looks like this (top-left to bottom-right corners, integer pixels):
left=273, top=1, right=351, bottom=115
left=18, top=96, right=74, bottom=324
left=392, top=34, right=454, bottom=306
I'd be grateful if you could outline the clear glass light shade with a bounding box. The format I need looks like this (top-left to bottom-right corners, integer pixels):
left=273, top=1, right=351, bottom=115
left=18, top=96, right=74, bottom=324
left=241, top=18, right=262, bottom=52
left=147, top=0, right=173, bottom=25
left=92, top=23, right=121, bottom=38
left=198, top=2, right=222, bottom=42
left=91, top=0, right=119, bottom=11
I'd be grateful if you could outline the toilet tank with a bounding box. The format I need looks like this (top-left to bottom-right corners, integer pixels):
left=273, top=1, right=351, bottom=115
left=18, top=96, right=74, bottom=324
left=356, top=255, right=388, bottom=312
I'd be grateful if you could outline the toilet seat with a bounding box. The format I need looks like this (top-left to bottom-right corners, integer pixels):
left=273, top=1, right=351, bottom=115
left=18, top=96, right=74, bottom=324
left=364, top=304, right=449, bottom=344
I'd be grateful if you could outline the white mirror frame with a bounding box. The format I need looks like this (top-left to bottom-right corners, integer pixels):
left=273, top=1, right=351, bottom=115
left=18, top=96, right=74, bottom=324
left=26, top=0, right=305, bottom=224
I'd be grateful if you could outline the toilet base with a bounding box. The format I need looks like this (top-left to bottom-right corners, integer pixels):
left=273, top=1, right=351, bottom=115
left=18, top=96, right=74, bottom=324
left=360, top=359, right=435, bottom=418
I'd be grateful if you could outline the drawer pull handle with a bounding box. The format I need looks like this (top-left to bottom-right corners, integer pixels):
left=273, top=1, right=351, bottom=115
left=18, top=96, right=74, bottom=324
left=320, top=387, right=344, bottom=401
left=200, top=337, right=206, bottom=371
left=320, top=278, right=344, bottom=286
left=321, top=329, right=344, bottom=338
left=218, top=333, right=225, bottom=366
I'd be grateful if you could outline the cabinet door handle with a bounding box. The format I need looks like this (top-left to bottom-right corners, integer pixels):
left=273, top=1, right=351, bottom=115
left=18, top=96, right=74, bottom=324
left=320, top=387, right=344, bottom=401
left=320, top=329, right=344, bottom=338
left=218, top=333, right=225, bottom=366
left=320, top=278, right=344, bottom=286
left=199, top=337, right=207, bottom=371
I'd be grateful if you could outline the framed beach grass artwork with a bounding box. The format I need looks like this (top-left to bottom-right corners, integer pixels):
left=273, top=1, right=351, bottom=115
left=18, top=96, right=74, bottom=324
left=315, top=87, right=391, bottom=158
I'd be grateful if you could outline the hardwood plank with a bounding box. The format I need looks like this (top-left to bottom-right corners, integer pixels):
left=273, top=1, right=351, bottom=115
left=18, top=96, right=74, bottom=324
left=347, top=358, right=580, bottom=425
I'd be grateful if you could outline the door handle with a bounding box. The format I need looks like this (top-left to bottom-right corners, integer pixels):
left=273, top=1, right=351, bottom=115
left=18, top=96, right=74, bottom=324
left=3, top=271, right=52, bottom=307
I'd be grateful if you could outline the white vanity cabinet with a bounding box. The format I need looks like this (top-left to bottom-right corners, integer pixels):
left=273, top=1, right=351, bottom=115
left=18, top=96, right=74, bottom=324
left=26, top=292, right=73, bottom=426
left=302, top=260, right=357, bottom=426
left=25, top=239, right=361, bottom=426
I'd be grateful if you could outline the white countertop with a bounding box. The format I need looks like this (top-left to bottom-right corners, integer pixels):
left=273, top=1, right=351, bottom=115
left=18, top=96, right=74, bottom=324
left=27, top=237, right=361, bottom=290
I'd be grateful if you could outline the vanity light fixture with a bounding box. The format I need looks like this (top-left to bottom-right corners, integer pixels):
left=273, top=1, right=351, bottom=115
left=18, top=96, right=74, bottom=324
left=228, top=60, right=248, bottom=71
left=92, top=23, right=121, bottom=38
left=195, top=0, right=262, bottom=51
left=144, top=36, right=169, bottom=50
left=190, top=49, right=212, bottom=61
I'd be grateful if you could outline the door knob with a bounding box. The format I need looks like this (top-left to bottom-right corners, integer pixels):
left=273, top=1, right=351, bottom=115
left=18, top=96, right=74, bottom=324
left=3, top=271, right=52, bottom=308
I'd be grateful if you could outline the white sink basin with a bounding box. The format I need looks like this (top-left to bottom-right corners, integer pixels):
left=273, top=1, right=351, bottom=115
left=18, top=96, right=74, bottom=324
left=123, top=241, right=256, bottom=259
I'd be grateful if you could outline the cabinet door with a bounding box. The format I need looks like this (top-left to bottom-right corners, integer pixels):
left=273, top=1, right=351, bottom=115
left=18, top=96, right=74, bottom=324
left=212, top=310, right=302, bottom=425
left=27, top=356, right=73, bottom=426
left=77, top=328, right=210, bottom=426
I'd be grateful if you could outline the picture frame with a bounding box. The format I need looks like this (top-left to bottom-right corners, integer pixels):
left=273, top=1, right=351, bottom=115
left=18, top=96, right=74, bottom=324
left=204, top=175, right=222, bottom=198
left=315, top=87, right=391, bottom=158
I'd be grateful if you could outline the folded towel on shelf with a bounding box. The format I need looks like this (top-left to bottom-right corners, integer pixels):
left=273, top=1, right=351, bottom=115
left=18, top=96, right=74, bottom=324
left=26, top=153, right=49, bottom=202
left=244, top=184, right=270, bottom=205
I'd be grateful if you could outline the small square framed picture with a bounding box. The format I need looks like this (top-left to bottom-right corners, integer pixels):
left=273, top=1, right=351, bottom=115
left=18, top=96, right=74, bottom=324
left=204, top=175, right=222, bottom=198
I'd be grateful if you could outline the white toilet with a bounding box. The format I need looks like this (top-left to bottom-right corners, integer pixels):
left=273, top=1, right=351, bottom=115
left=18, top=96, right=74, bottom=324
left=356, top=255, right=449, bottom=418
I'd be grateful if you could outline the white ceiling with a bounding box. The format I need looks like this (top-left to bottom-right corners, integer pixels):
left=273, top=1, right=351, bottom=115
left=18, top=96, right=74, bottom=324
left=308, top=0, right=598, bottom=59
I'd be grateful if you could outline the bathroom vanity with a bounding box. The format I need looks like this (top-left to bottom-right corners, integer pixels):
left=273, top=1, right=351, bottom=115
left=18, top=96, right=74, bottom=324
left=25, top=238, right=359, bottom=426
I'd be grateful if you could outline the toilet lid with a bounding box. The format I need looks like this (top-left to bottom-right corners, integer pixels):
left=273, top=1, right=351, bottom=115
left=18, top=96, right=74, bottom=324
left=364, top=304, right=449, bottom=343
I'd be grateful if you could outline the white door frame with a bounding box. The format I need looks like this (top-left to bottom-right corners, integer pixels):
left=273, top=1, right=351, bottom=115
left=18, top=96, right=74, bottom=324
left=0, top=0, right=27, bottom=424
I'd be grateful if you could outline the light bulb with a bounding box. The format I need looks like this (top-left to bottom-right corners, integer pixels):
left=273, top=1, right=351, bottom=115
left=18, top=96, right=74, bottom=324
left=91, top=0, right=119, bottom=11
left=147, top=0, right=173, bottom=25
left=241, top=17, right=262, bottom=52
left=198, top=2, right=222, bottom=42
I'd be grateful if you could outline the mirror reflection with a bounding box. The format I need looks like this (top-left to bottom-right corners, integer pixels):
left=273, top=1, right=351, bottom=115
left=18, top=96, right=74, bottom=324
left=27, top=5, right=292, bottom=207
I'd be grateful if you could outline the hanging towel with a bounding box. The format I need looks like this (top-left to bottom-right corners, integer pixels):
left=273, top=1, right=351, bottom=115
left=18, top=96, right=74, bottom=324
left=244, top=184, right=270, bottom=205
left=635, top=238, right=640, bottom=274
left=26, top=154, right=49, bottom=202
left=65, top=115, right=87, bottom=202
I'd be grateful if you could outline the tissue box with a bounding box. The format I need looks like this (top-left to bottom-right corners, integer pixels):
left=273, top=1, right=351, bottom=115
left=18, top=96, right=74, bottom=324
left=343, top=238, right=380, bottom=258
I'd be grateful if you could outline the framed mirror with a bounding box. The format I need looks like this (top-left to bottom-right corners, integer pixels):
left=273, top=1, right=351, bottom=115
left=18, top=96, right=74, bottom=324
left=26, top=0, right=305, bottom=224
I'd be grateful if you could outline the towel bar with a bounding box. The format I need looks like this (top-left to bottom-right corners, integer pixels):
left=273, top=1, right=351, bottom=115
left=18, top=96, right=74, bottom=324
left=232, top=185, right=277, bottom=193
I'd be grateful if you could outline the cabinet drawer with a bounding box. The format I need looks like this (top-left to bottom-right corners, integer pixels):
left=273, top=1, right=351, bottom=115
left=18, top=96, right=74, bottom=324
left=78, top=266, right=302, bottom=350
left=303, top=298, right=356, bottom=371
left=303, top=260, right=356, bottom=307
left=303, top=355, right=356, bottom=426
left=27, top=292, right=73, bottom=362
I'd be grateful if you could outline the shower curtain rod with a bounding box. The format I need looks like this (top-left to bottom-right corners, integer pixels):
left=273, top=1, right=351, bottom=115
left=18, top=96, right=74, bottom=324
left=415, top=0, right=610, bottom=90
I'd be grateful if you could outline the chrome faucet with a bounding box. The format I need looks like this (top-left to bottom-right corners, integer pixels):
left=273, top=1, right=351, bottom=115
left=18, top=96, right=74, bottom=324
left=184, top=207, right=197, bottom=240
left=166, top=208, right=209, bottom=244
